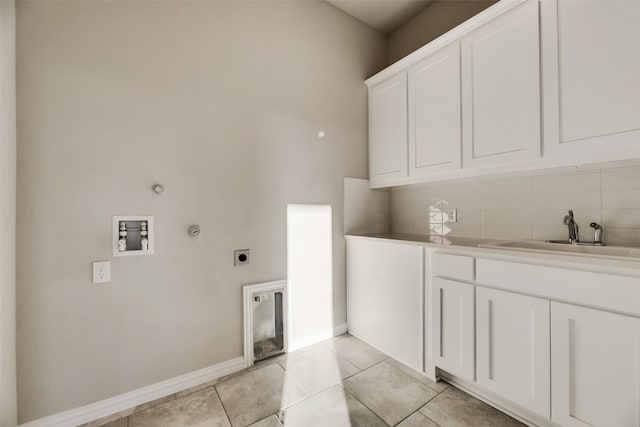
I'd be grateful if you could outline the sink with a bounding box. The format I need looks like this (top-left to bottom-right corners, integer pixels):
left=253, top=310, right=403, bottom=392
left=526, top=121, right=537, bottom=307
left=479, top=240, right=640, bottom=261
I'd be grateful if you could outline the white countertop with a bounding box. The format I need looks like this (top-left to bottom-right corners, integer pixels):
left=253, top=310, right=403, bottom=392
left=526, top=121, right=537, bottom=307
left=345, top=233, right=640, bottom=276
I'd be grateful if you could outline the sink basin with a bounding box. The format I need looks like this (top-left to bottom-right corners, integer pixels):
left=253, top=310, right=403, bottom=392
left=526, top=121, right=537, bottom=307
left=479, top=240, right=640, bottom=261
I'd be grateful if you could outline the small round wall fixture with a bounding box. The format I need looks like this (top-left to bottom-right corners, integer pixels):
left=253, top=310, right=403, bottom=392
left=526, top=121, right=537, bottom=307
left=152, top=184, right=164, bottom=194
left=188, top=225, right=201, bottom=237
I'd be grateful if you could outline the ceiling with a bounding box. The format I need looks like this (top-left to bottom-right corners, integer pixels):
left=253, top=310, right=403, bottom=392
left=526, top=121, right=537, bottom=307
left=326, top=0, right=436, bottom=34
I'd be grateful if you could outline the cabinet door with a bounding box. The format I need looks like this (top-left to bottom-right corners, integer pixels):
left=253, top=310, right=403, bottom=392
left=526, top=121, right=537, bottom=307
left=476, top=287, right=550, bottom=419
left=542, top=0, right=640, bottom=158
left=408, top=42, right=461, bottom=176
left=432, top=277, right=475, bottom=381
left=347, top=239, right=423, bottom=371
left=461, top=0, right=540, bottom=168
left=369, top=71, right=407, bottom=187
left=551, top=302, right=640, bottom=427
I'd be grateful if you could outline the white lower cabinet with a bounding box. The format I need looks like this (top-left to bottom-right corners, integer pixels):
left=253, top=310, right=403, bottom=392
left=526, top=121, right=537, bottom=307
left=346, top=238, right=423, bottom=371
left=432, top=277, right=475, bottom=381
left=551, top=302, right=640, bottom=427
left=476, top=287, right=550, bottom=418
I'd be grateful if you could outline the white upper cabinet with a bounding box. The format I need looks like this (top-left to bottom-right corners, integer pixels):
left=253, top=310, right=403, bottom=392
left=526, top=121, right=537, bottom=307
left=541, top=0, right=640, bottom=158
left=476, top=287, right=550, bottom=419
left=408, top=42, right=461, bottom=176
left=461, top=0, right=541, bottom=168
left=551, top=302, right=640, bottom=427
left=369, top=71, right=408, bottom=187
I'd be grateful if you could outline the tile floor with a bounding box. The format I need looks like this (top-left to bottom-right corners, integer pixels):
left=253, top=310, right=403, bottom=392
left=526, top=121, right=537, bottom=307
left=81, top=335, right=525, bottom=427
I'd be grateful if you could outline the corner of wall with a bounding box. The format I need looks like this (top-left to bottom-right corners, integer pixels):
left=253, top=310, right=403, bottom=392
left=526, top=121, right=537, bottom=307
left=0, top=0, right=18, bottom=425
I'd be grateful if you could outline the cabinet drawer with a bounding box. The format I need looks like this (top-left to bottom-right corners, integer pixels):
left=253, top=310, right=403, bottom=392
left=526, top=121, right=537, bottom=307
left=476, top=258, right=640, bottom=316
left=432, top=253, right=475, bottom=281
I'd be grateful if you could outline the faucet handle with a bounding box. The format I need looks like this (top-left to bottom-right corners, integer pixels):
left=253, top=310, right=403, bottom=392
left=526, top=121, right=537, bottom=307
left=590, top=222, right=605, bottom=246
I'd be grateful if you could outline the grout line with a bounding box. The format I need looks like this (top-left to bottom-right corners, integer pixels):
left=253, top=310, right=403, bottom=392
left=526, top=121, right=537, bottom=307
left=213, top=384, right=234, bottom=427
left=338, top=383, right=390, bottom=427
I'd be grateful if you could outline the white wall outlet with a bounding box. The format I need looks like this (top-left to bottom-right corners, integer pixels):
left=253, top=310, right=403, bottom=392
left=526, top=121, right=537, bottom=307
left=92, top=261, right=111, bottom=284
left=234, top=249, right=250, bottom=266
left=449, top=208, right=458, bottom=223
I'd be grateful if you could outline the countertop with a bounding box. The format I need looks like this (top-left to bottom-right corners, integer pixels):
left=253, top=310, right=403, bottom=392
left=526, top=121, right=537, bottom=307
left=345, top=233, right=640, bottom=276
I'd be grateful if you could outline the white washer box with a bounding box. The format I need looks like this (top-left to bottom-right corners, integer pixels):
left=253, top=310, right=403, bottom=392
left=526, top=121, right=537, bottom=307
left=112, top=215, right=154, bottom=257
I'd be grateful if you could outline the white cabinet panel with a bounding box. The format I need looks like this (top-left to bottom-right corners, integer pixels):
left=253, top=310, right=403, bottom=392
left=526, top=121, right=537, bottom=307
left=408, top=43, right=461, bottom=176
left=551, top=302, right=640, bottom=427
left=462, top=0, right=540, bottom=168
left=432, top=277, right=475, bottom=381
left=432, top=252, right=474, bottom=282
left=476, top=287, right=550, bottom=419
left=347, top=239, right=423, bottom=370
left=542, top=0, right=640, bottom=157
left=369, top=72, right=408, bottom=186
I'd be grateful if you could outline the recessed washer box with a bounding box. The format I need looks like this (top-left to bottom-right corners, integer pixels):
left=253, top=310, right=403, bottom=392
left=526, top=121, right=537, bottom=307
left=112, top=216, right=154, bottom=257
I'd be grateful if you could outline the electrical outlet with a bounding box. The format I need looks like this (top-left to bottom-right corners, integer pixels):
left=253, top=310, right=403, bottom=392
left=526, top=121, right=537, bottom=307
left=234, top=249, right=250, bottom=266
left=449, top=208, right=458, bottom=223
left=92, top=261, right=111, bottom=284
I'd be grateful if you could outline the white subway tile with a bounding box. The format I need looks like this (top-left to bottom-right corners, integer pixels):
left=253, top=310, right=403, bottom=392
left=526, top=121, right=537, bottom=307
left=431, top=182, right=482, bottom=199
left=533, top=209, right=601, bottom=227
left=602, top=209, right=640, bottom=229
left=602, top=166, right=640, bottom=190
left=446, top=223, right=483, bottom=238
left=532, top=226, right=567, bottom=241
left=532, top=171, right=601, bottom=194
left=603, top=189, right=640, bottom=209
left=455, top=210, right=483, bottom=225
left=482, top=225, right=533, bottom=240
left=482, top=209, right=533, bottom=226
left=438, top=197, right=482, bottom=210
left=481, top=176, right=532, bottom=197
left=482, top=195, right=532, bottom=211
left=603, top=228, right=640, bottom=247
left=533, top=191, right=601, bottom=210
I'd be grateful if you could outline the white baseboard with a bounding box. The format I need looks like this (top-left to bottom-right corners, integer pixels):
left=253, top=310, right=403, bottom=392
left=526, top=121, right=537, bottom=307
left=19, top=356, right=245, bottom=427
left=288, top=323, right=348, bottom=352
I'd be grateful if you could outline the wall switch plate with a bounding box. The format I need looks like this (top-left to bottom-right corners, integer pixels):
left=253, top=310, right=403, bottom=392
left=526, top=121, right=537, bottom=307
left=234, top=249, right=250, bottom=266
left=92, top=261, right=111, bottom=284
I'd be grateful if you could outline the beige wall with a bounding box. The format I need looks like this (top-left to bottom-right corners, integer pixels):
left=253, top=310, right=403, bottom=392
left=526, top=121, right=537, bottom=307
left=1, top=0, right=17, bottom=426
left=16, top=1, right=385, bottom=422
left=387, top=0, right=497, bottom=63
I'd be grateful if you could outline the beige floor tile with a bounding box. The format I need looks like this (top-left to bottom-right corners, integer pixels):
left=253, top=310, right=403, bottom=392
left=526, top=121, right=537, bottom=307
left=129, top=387, right=230, bottom=427
left=279, top=384, right=386, bottom=427
left=215, top=363, right=306, bottom=427
left=175, top=379, right=218, bottom=399
left=342, top=361, right=438, bottom=426
left=420, top=387, right=525, bottom=427
left=397, top=411, right=439, bottom=427
left=247, top=353, right=287, bottom=372
left=79, top=411, right=134, bottom=427
left=247, top=414, right=282, bottom=427
left=99, top=419, right=128, bottom=427
left=133, top=394, right=176, bottom=413
left=278, top=346, right=359, bottom=394
left=330, top=336, right=387, bottom=370
left=386, top=358, right=448, bottom=393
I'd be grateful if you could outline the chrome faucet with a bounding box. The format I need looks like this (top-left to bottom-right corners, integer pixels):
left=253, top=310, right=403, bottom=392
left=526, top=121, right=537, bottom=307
left=564, top=210, right=579, bottom=243
left=546, top=211, right=606, bottom=246
left=590, top=222, right=605, bottom=246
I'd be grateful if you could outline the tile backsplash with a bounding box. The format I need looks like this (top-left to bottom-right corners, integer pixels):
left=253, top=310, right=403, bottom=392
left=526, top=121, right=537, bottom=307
left=390, top=165, right=640, bottom=247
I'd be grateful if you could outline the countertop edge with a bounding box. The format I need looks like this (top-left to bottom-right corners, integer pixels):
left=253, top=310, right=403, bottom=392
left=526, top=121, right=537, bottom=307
left=345, top=233, right=640, bottom=276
